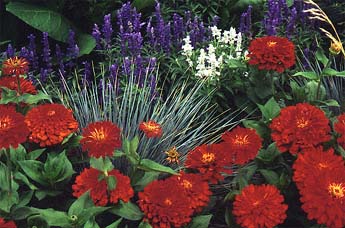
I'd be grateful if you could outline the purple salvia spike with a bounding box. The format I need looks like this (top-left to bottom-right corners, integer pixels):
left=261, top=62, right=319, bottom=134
left=92, top=24, right=102, bottom=49
left=6, top=44, right=15, bottom=58
left=55, top=44, right=65, bottom=77
left=102, top=14, right=113, bottom=49
left=42, top=32, right=52, bottom=73
left=27, top=34, right=39, bottom=70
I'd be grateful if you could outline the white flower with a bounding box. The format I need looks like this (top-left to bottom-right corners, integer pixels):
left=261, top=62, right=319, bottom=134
left=182, top=35, right=194, bottom=66
left=210, top=26, right=222, bottom=40
left=229, top=27, right=237, bottom=45
left=235, top=32, right=243, bottom=58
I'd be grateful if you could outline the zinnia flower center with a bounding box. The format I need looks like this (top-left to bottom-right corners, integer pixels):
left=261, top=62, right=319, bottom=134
left=296, top=118, right=309, bottom=128
left=145, top=123, right=159, bottom=131
left=267, top=41, right=277, bottom=47
left=328, top=183, right=345, bottom=198
left=252, top=200, right=260, bottom=206
left=47, top=110, right=56, bottom=116
left=90, top=128, right=107, bottom=141
left=0, top=116, right=11, bottom=130
left=165, top=146, right=180, bottom=164
left=318, top=162, right=328, bottom=169
left=234, top=135, right=249, bottom=146
left=182, top=180, right=193, bottom=189
left=164, top=198, right=172, bottom=206
left=201, top=152, right=216, bottom=163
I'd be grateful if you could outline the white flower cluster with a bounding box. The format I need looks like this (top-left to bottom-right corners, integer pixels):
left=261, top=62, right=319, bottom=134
left=181, top=26, right=245, bottom=81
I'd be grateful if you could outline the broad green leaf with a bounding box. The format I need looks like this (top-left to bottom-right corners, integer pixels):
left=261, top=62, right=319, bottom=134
left=0, top=190, right=19, bottom=213
left=27, top=148, right=45, bottom=160
left=258, top=97, right=281, bottom=121
left=189, top=214, right=213, bottom=228
left=292, top=71, right=318, bottom=80
left=315, top=48, right=329, bottom=67
left=35, top=190, right=61, bottom=200
left=19, top=90, right=52, bottom=104
left=14, top=172, right=38, bottom=190
left=68, top=191, right=94, bottom=216
left=43, top=152, right=75, bottom=183
left=256, top=143, right=281, bottom=163
left=77, top=33, right=96, bottom=56
left=11, top=206, right=33, bottom=220
left=18, top=160, right=46, bottom=186
left=105, top=218, right=123, bottom=228
left=84, top=219, right=101, bottom=228
left=90, top=157, right=113, bottom=172
left=109, top=200, right=143, bottom=221
left=138, top=220, right=152, bottom=228
left=132, top=171, right=159, bottom=191
left=139, top=159, right=177, bottom=175
left=27, top=208, right=71, bottom=227
left=242, top=120, right=270, bottom=140
left=323, top=68, right=345, bottom=77
left=318, top=99, right=340, bottom=107
left=106, top=175, right=117, bottom=191
left=259, top=169, right=279, bottom=185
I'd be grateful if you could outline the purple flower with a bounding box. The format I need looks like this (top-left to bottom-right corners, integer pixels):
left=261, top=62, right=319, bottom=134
left=287, top=7, right=297, bottom=38
left=55, top=44, right=65, bottom=77
left=82, top=61, right=91, bottom=86
left=40, top=68, right=48, bottom=82
left=102, top=14, right=113, bottom=49
left=92, top=24, right=102, bottom=49
left=146, top=17, right=156, bottom=47
left=122, top=57, right=132, bottom=76
left=42, top=32, right=52, bottom=73
left=27, top=34, right=39, bottom=70
left=19, top=47, right=29, bottom=59
left=6, top=44, right=15, bottom=58
left=110, top=63, right=120, bottom=95
left=172, top=13, right=184, bottom=46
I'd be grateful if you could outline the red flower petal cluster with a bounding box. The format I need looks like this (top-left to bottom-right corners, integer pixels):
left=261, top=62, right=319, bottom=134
left=299, top=169, right=345, bottom=228
left=293, top=147, right=344, bottom=191
left=270, top=103, right=331, bottom=154
left=184, top=144, right=232, bottom=183
left=221, top=127, right=262, bottom=164
left=233, top=184, right=288, bottom=228
left=0, top=105, right=29, bottom=149
left=138, top=177, right=194, bottom=228
left=72, top=168, right=134, bottom=206
left=247, top=36, right=295, bottom=73
left=0, top=76, right=37, bottom=95
left=173, top=172, right=211, bottom=213
left=2, top=57, right=29, bottom=76
left=139, top=120, right=162, bottom=138
left=80, top=121, right=122, bottom=158
left=334, top=113, right=345, bottom=149
left=25, top=103, right=78, bottom=147
left=0, top=218, right=16, bottom=228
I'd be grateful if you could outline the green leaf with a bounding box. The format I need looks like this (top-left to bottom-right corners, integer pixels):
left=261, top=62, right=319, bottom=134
left=315, top=48, right=329, bottom=67
left=286, top=0, right=294, bottom=7
left=26, top=208, right=71, bottom=227
left=18, top=160, right=46, bottom=186
left=84, top=219, right=101, bottom=228
left=105, top=218, right=123, bottom=228
left=106, top=175, right=117, bottom=191
left=77, top=33, right=96, bottom=56
left=188, top=214, right=213, bottom=228
left=90, top=157, right=114, bottom=172
left=68, top=191, right=94, bottom=216
left=138, top=220, right=153, bottom=228
left=43, top=152, right=75, bottom=183
left=132, top=171, right=159, bottom=191
left=19, top=90, right=52, bottom=104
left=138, top=159, right=177, bottom=175
left=323, top=68, right=345, bottom=77
left=14, top=172, right=38, bottom=190
left=318, top=99, right=340, bottom=107
left=259, top=169, right=279, bottom=185
left=132, top=0, right=155, bottom=10
left=292, top=71, right=318, bottom=80
left=0, top=190, right=19, bottom=213
left=110, top=200, right=143, bottom=221
left=27, top=215, right=49, bottom=228
left=258, top=97, right=281, bottom=121
left=27, top=149, right=45, bottom=160
left=242, top=120, right=270, bottom=140
left=256, top=143, right=281, bottom=163
left=35, top=190, right=61, bottom=200
left=0, top=87, right=19, bottom=104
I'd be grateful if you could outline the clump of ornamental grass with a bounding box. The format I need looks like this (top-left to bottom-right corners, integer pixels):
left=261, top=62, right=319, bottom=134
left=43, top=62, right=247, bottom=166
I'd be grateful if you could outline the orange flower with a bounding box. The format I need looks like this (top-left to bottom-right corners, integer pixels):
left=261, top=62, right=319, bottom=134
left=334, top=113, right=345, bottom=149
left=221, top=127, right=262, bottom=165
left=247, top=36, right=295, bottom=73
left=80, top=121, right=122, bottom=158
left=139, top=120, right=162, bottom=138
left=0, top=76, right=37, bottom=96
left=2, top=57, right=29, bottom=76
left=299, top=169, right=345, bottom=228
left=173, top=172, right=211, bottom=213
left=0, top=218, right=16, bottom=228
left=25, top=103, right=78, bottom=147
left=165, top=146, right=180, bottom=164
left=270, top=103, right=331, bottom=154
left=72, top=168, right=134, bottom=206
left=293, top=147, right=345, bottom=191
left=233, top=184, right=288, bottom=228
left=138, top=177, right=194, bottom=228
left=0, top=105, right=29, bottom=149
left=184, top=144, right=232, bottom=184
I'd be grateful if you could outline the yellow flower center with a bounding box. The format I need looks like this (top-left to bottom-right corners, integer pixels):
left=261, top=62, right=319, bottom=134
left=0, top=116, right=11, bottom=130
left=47, top=110, right=56, bottom=116
left=318, top=162, right=328, bottom=169
left=165, top=146, right=180, bottom=164
left=90, top=128, right=107, bottom=141
left=201, top=152, right=216, bottom=163
left=296, top=118, right=309, bottom=128
left=144, top=122, right=159, bottom=131
left=267, top=41, right=277, bottom=47
left=234, top=135, right=249, bottom=146
left=328, top=183, right=345, bottom=199
left=164, top=198, right=172, bottom=206
left=182, top=180, right=193, bottom=189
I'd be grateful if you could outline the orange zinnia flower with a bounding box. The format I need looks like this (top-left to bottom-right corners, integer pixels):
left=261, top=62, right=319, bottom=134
left=0, top=105, right=29, bottom=150
left=25, top=103, right=78, bottom=147
left=299, top=169, right=345, bottom=228
left=221, top=126, right=262, bottom=165
left=0, top=76, right=37, bottom=96
left=334, top=113, right=345, bottom=149
left=0, top=218, right=16, bottom=228
left=72, top=168, right=134, bottom=206
left=184, top=143, right=232, bottom=184
left=233, top=184, right=288, bottom=228
left=293, top=146, right=345, bottom=191
left=139, top=120, right=162, bottom=138
left=138, top=177, right=194, bottom=228
left=270, top=103, right=331, bottom=154
left=2, top=57, right=29, bottom=76
left=80, top=121, right=122, bottom=158
left=247, top=36, right=295, bottom=73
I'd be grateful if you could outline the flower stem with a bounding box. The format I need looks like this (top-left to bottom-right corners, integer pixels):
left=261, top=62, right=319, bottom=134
left=5, top=148, right=12, bottom=194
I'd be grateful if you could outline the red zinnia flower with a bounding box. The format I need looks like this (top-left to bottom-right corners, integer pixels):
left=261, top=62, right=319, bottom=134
left=334, top=114, right=345, bottom=149
left=2, top=56, right=29, bottom=76
left=139, top=120, right=162, bottom=138
left=184, top=144, right=232, bottom=184
left=299, top=169, right=345, bottom=228
left=80, top=121, right=122, bottom=158
left=270, top=103, right=331, bottom=154
left=0, top=76, right=37, bottom=96
left=221, top=127, right=262, bottom=165
left=138, top=178, right=194, bottom=228
left=0, top=218, right=16, bottom=228
left=172, top=172, right=211, bottom=213
left=72, top=168, right=134, bottom=206
left=233, top=184, right=288, bottom=228
left=293, top=147, right=345, bottom=191
left=247, top=36, right=295, bottom=73
left=25, top=103, right=78, bottom=147
left=0, top=105, right=29, bottom=149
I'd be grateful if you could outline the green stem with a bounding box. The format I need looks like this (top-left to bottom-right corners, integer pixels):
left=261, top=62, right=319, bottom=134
left=5, top=148, right=12, bottom=194
left=316, top=59, right=331, bottom=100
left=16, top=75, right=22, bottom=95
